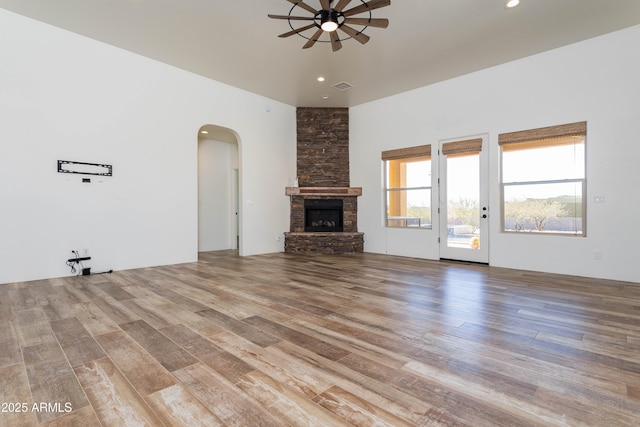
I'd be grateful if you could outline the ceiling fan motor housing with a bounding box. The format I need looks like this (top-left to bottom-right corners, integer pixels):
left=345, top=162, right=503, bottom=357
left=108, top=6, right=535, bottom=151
left=319, top=9, right=343, bottom=31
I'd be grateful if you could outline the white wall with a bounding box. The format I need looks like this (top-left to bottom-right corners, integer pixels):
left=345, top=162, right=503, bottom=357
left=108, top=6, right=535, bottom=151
left=0, top=9, right=296, bottom=284
left=198, top=137, right=238, bottom=252
left=351, top=24, right=640, bottom=283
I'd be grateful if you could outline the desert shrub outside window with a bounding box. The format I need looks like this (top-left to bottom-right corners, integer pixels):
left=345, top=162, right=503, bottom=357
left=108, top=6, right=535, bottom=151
left=499, top=122, right=586, bottom=236
left=382, top=145, right=432, bottom=229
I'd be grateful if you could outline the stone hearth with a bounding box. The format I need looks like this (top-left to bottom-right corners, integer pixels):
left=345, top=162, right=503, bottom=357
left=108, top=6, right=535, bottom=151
left=284, top=232, right=364, bottom=254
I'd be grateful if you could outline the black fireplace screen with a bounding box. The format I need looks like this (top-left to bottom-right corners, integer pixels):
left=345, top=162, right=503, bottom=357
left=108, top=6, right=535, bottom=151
left=304, top=199, right=343, bottom=232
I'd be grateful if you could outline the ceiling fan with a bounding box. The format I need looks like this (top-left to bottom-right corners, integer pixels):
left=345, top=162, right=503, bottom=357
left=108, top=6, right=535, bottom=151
left=268, top=0, right=391, bottom=52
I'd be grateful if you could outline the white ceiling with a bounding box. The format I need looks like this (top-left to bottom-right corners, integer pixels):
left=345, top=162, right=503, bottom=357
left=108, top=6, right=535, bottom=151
left=2, top=0, right=640, bottom=108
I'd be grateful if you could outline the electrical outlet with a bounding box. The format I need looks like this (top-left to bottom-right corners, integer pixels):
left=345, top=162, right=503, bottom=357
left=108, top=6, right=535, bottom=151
left=275, top=235, right=283, bottom=243
left=593, top=251, right=602, bottom=261
left=83, top=248, right=90, bottom=256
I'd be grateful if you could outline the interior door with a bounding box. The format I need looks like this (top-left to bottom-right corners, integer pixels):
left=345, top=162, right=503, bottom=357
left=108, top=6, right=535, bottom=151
left=233, top=168, right=239, bottom=250
left=439, top=135, right=489, bottom=263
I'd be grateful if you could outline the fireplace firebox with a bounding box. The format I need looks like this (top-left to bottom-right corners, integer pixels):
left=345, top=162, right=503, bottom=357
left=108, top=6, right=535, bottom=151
left=304, top=199, right=343, bottom=232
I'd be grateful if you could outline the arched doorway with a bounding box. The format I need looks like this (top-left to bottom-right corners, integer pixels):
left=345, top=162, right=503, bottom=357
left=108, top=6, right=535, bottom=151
left=198, top=125, right=240, bottom=252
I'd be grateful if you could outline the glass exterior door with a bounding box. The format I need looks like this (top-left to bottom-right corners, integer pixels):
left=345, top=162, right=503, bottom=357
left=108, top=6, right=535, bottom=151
left=439, top=136, right=489, bottom=263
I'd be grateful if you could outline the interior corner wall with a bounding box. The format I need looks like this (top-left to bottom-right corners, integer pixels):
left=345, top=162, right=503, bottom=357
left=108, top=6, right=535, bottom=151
left=350, top=24, right=640, bottom=283
left=0, top=9, right=296, bottom=284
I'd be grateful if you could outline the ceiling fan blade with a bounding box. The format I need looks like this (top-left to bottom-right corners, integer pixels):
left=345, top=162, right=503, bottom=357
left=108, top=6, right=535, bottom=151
left=330, top=31, right=343, bottom=51
left=279, top=23, right=317, bottom=38
left=339, top=24, right=370, bottom=44
left=344, top=17, right=389, bottom=28
left=334, top=0, right=354, bottom=12
left=320, top=0, right=331, bottom=11
left=343, top=0, right=391, bottom=17
left=268, top=14, right=315, bottom=20
left=303, top=28, right=324, bottom=49
left=286, top=0, right=319, bottom=14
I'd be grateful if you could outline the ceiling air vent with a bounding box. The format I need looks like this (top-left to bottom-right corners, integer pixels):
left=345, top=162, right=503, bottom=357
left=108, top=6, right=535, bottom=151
left=332, top=81, right=353, bottom=91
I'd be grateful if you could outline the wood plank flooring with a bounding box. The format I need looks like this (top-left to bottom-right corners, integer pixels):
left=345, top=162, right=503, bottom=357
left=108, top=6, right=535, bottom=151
left=1, top=250, right=640, bottom=426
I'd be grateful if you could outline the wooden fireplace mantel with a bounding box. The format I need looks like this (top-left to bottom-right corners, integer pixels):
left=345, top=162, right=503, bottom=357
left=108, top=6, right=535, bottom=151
left=285, top=187, right=362, bottom=197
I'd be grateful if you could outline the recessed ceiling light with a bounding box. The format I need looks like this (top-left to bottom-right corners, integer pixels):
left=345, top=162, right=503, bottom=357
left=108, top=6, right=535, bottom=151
left=317, top=76, right=325, bottom=82
left=506, top=0, right=520, bottom=8
left=322, top=95, right=329, bottom=100
left=200, top=130, right=208, bottom=134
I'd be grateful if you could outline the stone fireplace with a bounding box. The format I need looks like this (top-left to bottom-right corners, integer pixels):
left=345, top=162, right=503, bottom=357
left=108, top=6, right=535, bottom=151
left=284, top=107, right=364, bottom=254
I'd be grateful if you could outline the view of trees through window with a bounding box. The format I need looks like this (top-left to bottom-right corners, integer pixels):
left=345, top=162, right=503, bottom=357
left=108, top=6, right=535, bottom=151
left=444, top=149, right=482, bottom=250
left=501, top=133, right=585, bottom=235
left=448, top=198, right=480, bottom=233
left=381, top=123, right=586, bottom=238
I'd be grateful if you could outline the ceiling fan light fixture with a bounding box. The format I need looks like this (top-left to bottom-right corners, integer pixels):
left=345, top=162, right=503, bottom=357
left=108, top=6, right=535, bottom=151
left=321, top=20, right=339, bottom=32
left=320, top=10, right=339, bottom=32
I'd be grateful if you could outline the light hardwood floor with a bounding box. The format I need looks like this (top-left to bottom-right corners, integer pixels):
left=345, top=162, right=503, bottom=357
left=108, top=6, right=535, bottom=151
left=1, top=250, right=640, bottom=426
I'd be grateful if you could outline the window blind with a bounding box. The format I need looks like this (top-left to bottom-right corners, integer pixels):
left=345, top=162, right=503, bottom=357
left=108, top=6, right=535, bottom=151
left=381, top=145, right=431, bottom=161
left=441, top=138, right=483, bottom=156
left=499, top=121, right=586, bottom=147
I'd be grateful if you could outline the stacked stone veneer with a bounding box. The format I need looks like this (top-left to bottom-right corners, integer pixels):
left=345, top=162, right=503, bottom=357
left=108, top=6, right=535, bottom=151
left=285, top=107, right=364, bottom=254
left=296, top=107, right=350, bottom=187
left=284, top=232, right=363, bottom=254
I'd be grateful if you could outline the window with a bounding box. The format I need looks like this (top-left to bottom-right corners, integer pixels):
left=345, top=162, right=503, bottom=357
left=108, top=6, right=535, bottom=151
left=382, top=145, right=432, bottom=228
left=499, top=121, right=586, bottom=236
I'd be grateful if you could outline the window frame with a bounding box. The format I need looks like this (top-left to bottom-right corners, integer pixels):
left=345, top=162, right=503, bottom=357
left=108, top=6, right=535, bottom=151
left=382, top=145, right=432, bottom=229
left=499, top=121, right=587, bottom=237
